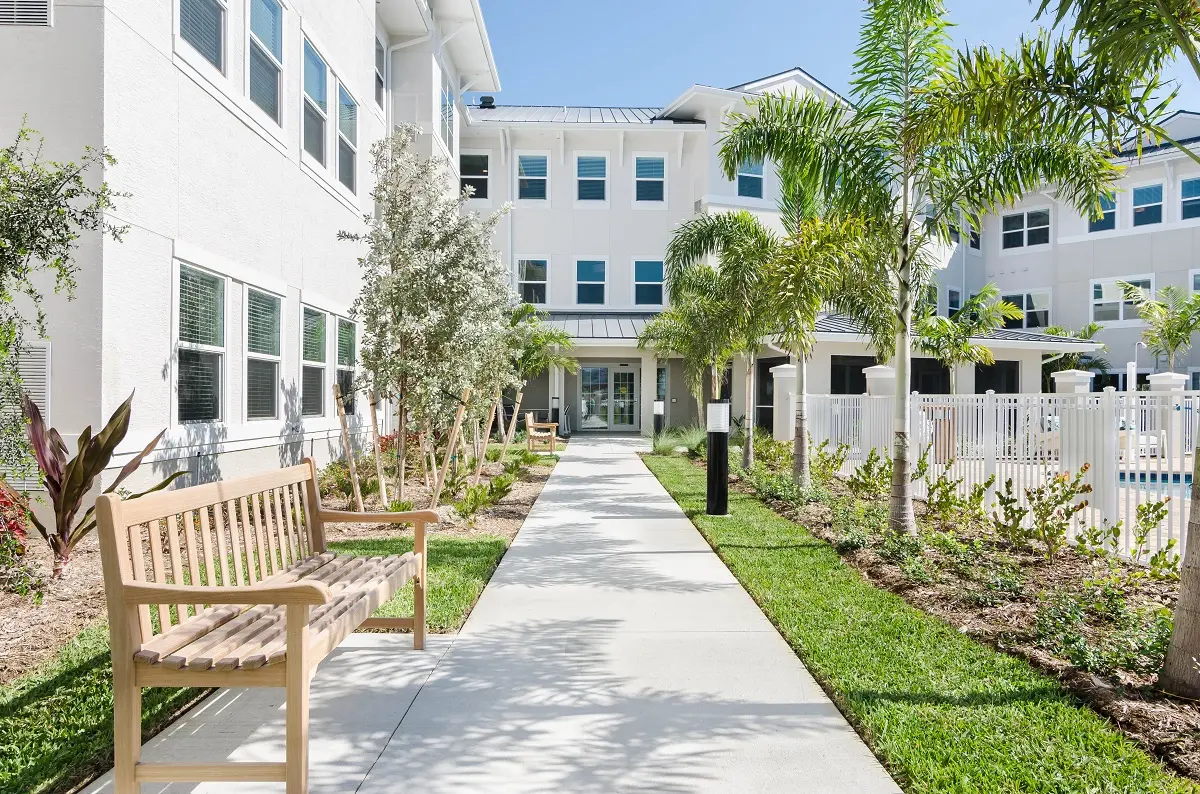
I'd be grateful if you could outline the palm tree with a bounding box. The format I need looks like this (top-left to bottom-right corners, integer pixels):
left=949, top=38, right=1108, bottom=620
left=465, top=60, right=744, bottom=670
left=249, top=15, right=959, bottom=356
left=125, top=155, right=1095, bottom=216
left=1041, top=323, right=1111, bottom=392
left=1119, top=282, right=1200, bottom=372
left=638, top=269, right=741, bottom=419
left=719, top=0, right=1117, bottom=534
left=915, top=284, right=1023, bottom=393
left=502, top=304, right=578, bottom=456
left=664, top=211, right=776, bottom=469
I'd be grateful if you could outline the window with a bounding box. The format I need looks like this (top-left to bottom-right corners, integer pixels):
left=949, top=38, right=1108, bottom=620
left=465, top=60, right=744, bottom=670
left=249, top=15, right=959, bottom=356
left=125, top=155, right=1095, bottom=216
left=337, top=85, right=357, bottom=191
left=374, top=39, right=386, bottom=108
left=948, top=289, right=961, bottom=316
left=919, top=284, right=938, bottom=315
left=302, top=40, right=328, bottom=164
left=1133, top=184, right=1163, bottom=226
left=1089, top=195, right=1116, bottom=232
left=461, top=153, right=489, bottom=199
left=635, top=156, right=665, bottom=202
left=634, top=260, right=664, bottom=305
left=737, top=159, right=764, bottom=198
left=577, top=155, right=607, bottom=201
left=0, top=1, right=53, bottom=26
left=517, top=259, right=547, bottom=304
left=576, top=260, right=605, bottom=305
left=301, top=307, right=326, bottom=416
left=439, top=69, right=454, bottom=153
left=180, top=0, right=225, bottom=70
left=1092, top=278, right=1150, bottom=323
left=969, top=230, right=980, bottom=250
left=1001, top=292, right=1050, bottom=328
left=1192, top=370, right=1200, bottom=391
left=178, top=265, right=224, bottom=422
left=247, top=0, right=282, bottom=123
left=1001, top=209, right=1050, bottom=249
left=1183, top=178, right=1200, bottom=220
left=517, top=155, right=548, bottom=200
left=245, top=289, right=280, bottom=420
left=337, top=319, right=356, bottom=415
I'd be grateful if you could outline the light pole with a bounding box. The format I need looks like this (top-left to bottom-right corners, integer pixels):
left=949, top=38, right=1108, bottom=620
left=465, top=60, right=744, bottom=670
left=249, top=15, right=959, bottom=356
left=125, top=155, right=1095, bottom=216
left=706, top=399, right=730, bottom=516
left=1128, top=341, right=1147, bottom=392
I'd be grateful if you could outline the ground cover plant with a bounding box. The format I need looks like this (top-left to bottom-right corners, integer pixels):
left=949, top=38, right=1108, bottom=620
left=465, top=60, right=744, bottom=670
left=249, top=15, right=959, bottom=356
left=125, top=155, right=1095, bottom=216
left=644, top=452, right=1197, bottom=792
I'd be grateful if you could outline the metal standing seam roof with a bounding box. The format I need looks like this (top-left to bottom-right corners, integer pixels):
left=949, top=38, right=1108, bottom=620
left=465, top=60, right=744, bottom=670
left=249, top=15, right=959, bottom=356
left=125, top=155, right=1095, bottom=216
left=465, top=106, right=701, bottom=125
left=544, top=312, right=1098, bottom=347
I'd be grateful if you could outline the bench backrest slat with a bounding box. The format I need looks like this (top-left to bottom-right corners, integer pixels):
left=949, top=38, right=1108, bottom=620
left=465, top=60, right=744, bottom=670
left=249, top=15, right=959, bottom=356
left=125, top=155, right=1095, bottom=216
left=97, top=459, right=325, bottom=647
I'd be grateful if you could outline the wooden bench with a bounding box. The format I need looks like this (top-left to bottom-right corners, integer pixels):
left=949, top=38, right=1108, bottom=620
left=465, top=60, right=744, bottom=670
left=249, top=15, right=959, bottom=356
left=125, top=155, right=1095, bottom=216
left=95, top=457, right=437, bottom=794
left=525, top=412, right=557, bottom=453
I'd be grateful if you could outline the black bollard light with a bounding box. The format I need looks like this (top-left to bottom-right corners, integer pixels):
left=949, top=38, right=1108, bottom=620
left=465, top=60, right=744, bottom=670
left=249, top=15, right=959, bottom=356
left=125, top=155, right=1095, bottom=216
left=653, top=399, right=664, bottom=436
left=706, top=398, right=730, bottom=516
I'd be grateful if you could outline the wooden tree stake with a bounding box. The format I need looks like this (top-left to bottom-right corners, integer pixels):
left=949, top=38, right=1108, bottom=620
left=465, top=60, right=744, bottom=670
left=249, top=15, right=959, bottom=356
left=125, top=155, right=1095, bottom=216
left=499, top=390, right=524, bottom=462
left=473, top=394, right=500, bottom=485
left=368, top=390, right=388, bottom=506
left=332, top=383, right=364, bottom=512
left=431, top=389, right=470, bottom=508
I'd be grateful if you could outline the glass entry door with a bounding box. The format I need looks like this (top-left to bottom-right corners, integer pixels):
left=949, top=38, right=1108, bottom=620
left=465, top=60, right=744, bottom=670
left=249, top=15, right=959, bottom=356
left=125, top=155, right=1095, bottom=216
left=578, top=366, right=639, bottom=431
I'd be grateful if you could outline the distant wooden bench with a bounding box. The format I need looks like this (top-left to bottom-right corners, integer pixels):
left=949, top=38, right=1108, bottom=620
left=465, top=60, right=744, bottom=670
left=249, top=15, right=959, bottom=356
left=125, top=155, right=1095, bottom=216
left=525, top=412, right=557, bottom=453
left=95, top=457, right=437, bottom=794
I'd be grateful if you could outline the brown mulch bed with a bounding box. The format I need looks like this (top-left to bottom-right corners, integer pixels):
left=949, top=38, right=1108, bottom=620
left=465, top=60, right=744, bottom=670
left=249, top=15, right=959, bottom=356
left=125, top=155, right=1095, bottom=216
left=725, top=465, right=1200, bottom=784
left=0, top=452, right=557, bottom=688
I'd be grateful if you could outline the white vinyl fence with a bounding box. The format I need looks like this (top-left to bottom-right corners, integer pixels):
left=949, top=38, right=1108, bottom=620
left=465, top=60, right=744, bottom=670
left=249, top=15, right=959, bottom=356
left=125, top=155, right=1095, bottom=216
left=808, top=388, right=1199, bottom=556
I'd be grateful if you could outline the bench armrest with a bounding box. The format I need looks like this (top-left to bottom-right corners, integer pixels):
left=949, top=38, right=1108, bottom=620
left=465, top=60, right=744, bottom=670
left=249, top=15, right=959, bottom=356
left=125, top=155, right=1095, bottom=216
left=319, top=509, right=440, bottom=525
left=123, top=580, right=332, bottom=606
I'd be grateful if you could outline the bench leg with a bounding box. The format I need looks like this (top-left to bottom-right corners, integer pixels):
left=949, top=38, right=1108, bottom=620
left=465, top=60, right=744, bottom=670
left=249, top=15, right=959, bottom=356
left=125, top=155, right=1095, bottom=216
left=286, top=605, right=311, bottom=794
left=113, top=665, right=141, bottom=794
left=414, top=540, right=427, bottom=651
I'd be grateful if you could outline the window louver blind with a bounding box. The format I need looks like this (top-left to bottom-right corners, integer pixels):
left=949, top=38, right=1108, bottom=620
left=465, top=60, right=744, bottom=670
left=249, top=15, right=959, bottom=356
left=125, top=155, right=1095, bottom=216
left=179, top=0, right=223, bottom=69
left=249, top=44, right=280, bottom=121
left=246, top=289, right=280, bottom=356
left=301, top=366, right=323, bottom=416
left=577, top=157, right=606, bottom=178
left=337, top=320, right=355, bottom=367
left=250, top=0, right=282, bottom=60
left=178, top=350, right=221, bottom=422
left=0, top=0, right=51, bottom=25
left=179, top=266, right=224, bottom=346
left=246, top=358, right=278, bottom=419
left=1, top=344, right=50, bottom=490
left=302, top=308, right=325, bottom=362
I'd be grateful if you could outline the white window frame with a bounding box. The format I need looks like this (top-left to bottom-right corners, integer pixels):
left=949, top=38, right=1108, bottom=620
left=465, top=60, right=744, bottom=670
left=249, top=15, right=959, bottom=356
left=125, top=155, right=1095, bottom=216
left=335, top=317, right=357, bottom=415
left=632, top=153, right=667, bottom=209
left=460, top=148, right=491, bottom=205
left=947, top=288, right=961, bottom=315
left=300, top=35, right=329, bottom=169
left=575, top=258, right=607, bottom=306
left=999, top=288, right=1053, bottom=329
left=574, top=152, right=609, bottom=208
left=999, top=206, right=1051, bottom=253
left=335, top=80, right=358, bottom=194
left=1088, top=194, right=1118, bottom=233
left=243, top=284, right=283, bottom=422
left=175, top=260, right=229, bottom=426
left=300, top=304, right=329, bottom=418
left=632, top=258, right=665, bottom=307
left=438, top=61, right=455, bottom=158
left=1131, top=181, right=1165, bottom=227
left=516, top=257, right=550, bottom=306
left=1090, top=274, right=1154, bottom=327
left=968, top=228, right=981, bottom=254
left=1190, top=268, right=1200, bottom=294
left=736, top=159, right=764, bottom=199
left=515, top=150, right=551, bottom=205
left=1181, top=176, right=1200, bottom=223
left=1189, top=367, right=1200, bottom=392
left=374, top=35, right=386, bottom=109
left=245, top=0, right=284, bottom=126
left=176, top=0, right=228, bottom=76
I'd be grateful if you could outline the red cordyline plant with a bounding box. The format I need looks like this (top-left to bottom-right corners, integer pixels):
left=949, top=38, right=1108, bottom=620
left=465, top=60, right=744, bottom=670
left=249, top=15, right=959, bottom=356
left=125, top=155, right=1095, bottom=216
left=23, top=390, right=186, bottom=577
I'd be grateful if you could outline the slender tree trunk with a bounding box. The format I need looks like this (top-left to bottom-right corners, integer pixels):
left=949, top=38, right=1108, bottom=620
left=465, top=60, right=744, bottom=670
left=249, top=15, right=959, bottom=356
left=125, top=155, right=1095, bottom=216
left=473, top=395, right=499, bottom=485
left=890, top=260, right=918, bottom=536
left=793, top=355, right=810, bottom=488
left=396, top=401, right=407, bottom=501
left=1161, top=448, right=1200, bottom=697
left=368, top=391, right=388, bottom=506
left=418, top=429, right=429, bottom=488
left=431, top=390, right=470, bottom=508
left=742, top=352, right=755, bottom=470
left=500, top=389, right=523, bottom=461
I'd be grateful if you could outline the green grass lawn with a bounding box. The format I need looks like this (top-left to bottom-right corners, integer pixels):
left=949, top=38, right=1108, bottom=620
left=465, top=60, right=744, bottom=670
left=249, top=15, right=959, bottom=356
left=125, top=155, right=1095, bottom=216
left=643, top=454, right=1197, bottom=794
left=0, top=534, right=509, bottom=794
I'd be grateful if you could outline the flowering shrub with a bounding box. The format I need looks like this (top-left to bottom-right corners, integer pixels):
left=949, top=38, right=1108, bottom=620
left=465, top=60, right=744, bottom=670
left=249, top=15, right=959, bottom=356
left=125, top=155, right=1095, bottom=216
left=0, top=482, right=43, bottom=600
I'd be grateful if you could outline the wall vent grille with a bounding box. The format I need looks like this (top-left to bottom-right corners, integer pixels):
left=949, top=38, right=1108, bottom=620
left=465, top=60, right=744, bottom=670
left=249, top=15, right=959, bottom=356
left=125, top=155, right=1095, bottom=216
left=0, top=0, right=52, bottom=26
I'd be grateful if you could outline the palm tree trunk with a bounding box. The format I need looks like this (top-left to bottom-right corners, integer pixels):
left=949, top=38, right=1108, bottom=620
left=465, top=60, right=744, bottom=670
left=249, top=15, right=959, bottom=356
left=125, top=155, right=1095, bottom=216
left=890, top=259, right=918, bottom=536
left=742, top=352, right=755, bottom=469
left=1160, top=449, right=1200, bottom=698
left=793, top=355, right=810, bottom=488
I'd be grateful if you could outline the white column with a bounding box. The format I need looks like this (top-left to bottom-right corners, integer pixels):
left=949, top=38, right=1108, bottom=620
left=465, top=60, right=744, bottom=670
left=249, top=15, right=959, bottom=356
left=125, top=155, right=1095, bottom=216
left=640, top=354, right=656, bottom=436
left=953, top=363, right=975, bottom=395
left=770, top=363, right=797, bottom=442
left=1019, top=352, right=1043, bottom=394
left=1051, top=369, right=1094, bottom=394
left=864, top=365, right=896, bottom=397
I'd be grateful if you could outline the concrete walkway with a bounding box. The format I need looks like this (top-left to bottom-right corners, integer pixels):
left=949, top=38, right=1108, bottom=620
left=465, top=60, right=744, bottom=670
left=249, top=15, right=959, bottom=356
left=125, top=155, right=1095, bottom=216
left=86, top=435, right=898, bottom=793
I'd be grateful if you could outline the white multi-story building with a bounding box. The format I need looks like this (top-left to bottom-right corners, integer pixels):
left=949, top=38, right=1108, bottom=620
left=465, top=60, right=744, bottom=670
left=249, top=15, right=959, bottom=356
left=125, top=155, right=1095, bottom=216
left=1, top=0, right=1100, bottom=480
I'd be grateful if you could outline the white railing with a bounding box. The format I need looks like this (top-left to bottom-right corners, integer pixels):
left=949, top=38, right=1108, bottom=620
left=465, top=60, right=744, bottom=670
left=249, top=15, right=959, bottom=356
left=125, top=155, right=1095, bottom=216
left=808, top=388, right=1199, bottom=556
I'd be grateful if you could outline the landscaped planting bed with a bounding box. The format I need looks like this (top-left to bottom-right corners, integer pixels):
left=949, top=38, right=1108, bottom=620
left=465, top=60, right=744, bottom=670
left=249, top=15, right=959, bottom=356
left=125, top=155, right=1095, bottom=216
left=644, top=446, right=1200, bottom=793
left=0, top=446, right=556, bottom=794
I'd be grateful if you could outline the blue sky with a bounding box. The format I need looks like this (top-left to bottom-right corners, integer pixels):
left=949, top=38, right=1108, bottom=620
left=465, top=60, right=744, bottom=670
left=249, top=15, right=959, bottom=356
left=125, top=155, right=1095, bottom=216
left=475, top=0, right=1198, bottom=111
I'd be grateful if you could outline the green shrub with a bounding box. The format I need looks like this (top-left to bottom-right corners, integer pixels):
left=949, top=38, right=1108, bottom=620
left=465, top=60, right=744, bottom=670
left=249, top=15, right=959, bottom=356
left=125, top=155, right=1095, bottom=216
left=879, top=530, right=922, bottom=564
left=1026, top=465, right=1092, bottom=561
left=388, top=499, right=415, bottom=513
left=810, top=438, right=849, bottom=484
left=1034, top=589, right=1173, bottom=677
left=848, top=448, right=891, bottom=500
left=487, top=472, right=516, bottom=503
left=454, top=484, right=491, bottom=525
left=751, top=428, right=792, bottom=474
left=516, top=449, right=542, bottom=467
left=672, top=425, right=707, bottom=458
left=652, top=429, right=684, bottom=456
left=442, top=466, right=468, bottom=500
left=0, top=490, right=42, bottom=603
left=485, top=446, right=502, bottom=462
left=502, top=459, right=524, bottom=476
left=835, top=525, right=869, bottom=553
